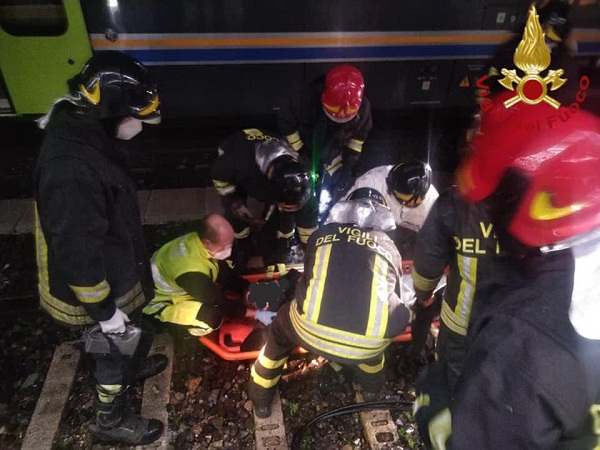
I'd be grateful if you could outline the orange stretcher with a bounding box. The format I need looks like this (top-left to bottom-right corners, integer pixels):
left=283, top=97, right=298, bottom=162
left=199, top=260, right=440, bottom=361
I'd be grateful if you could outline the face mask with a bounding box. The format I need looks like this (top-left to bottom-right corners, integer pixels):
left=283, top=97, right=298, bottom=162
left=115, top=117, right=143, bottom=140
left=210, top=247, right=232, bottom=260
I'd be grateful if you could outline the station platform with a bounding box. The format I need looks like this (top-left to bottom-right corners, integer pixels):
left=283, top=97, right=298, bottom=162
left=0, top=187, right=223, bottom=235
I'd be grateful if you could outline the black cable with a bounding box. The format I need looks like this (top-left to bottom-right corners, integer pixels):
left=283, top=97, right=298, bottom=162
left=291, top=399, right=414, bottom=449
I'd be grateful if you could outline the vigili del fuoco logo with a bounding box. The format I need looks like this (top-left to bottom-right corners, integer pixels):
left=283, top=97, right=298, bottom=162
left=476, top=4, right=590, bottom=129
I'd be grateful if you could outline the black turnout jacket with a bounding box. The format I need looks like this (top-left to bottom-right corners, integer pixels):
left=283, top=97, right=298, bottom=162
left=34, top=109, right=152, bottom=326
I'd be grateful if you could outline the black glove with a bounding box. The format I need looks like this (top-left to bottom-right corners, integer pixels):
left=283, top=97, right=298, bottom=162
left=230, top=201, right=255, bottom=222
left=414, top=361, right=452, bottom=449
left=278, top=268, right=302, bottom=304
left=222, top=196, right=255, bottom=223
left=410, top=289, right=443, bottom=362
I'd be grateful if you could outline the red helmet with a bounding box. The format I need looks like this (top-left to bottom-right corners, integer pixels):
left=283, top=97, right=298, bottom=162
left=321, top=65, right=364, bottom=123
left=457, top=95, right=600, bottom=248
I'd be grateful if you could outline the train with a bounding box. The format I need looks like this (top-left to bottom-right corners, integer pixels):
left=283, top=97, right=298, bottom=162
left=0, top=0, right=599, bottom=120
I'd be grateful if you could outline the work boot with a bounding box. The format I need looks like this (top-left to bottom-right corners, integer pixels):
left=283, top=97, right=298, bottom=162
left=89, top=390, right=163, bottom=445
left=321, top=361, right=349, bottom=386
left=254, top=404, right=272, bottom=419
left=362, top=390, right=381, bottom=402
left=136, top=354, right=168, bottom=382
left=248, top=380, right=273, bottom=419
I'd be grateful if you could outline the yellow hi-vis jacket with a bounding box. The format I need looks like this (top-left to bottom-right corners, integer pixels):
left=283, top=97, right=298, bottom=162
left=143, top=232, right=219, bottom=335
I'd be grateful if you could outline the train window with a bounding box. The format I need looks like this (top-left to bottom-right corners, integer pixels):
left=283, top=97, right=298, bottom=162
left=0, top=0, right=67, bottom=37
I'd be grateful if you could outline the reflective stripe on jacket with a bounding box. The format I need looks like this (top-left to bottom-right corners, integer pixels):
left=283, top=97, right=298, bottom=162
left=143, top=232, right=219, bottom=330
left=412, top=188, right=517, bottom=336
left=290, top=223, right=409, bottom=362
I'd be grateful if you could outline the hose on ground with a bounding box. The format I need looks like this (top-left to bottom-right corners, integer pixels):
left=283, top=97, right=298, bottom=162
left=290, top=399, right=415, bottom=449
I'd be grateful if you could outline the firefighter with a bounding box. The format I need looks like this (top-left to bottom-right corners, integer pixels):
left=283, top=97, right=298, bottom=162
left=345, top=159, right=438, bottom=233
left=414, top=96, right=600, bottom=448
left=143, top=214, right=276, bottom=335
left=248, top=189, right=411, bottom=418
left=34, top=52, right=165, bottom=445
left=277, top=64, right=373, bottom=211
left=410, top=188, right=518, bottom=389
left=210, top=129, right=317, bottom=271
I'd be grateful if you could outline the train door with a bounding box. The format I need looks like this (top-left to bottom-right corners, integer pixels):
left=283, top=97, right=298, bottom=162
left=0, top=0, right=92, bottom=115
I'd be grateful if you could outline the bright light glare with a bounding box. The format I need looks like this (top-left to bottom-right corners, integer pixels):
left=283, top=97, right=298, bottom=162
left=108, top=0, right=119, bottom=9
left=319, top=189, right=331, bottom=214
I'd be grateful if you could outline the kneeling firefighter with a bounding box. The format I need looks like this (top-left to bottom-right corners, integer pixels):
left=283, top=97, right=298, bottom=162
left=248, top=188, right=411, bottom=418
left=34, top=52, right=166, bottom=445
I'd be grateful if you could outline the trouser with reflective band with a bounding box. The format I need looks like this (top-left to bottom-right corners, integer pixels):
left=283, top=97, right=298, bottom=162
left=435, top=321, right=467, bottom=393
left=144, top=296, right=219, bottom=337
left=249, top=302, right=386, bottom=406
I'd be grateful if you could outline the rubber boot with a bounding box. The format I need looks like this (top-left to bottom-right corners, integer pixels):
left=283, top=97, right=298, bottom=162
left=248, top=380, right=273, bottom=419
left=89, top=388, right=163, bottom=445
left=323, top=361, right=350, bottom=385
left=135, top=354, right=168, bottom=382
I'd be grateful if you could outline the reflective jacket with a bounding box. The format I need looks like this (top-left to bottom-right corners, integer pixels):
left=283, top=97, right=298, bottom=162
left=277, top=75, right=372, bottom=173
left=412, top=188, right=516, bottom=337
left=289, top=222, right=410, bottom=363
left=34, top=109, right=151, bottom=326
left=345, top=165, right=439, bottom=232
left=143, top=232, right=219, bottom=332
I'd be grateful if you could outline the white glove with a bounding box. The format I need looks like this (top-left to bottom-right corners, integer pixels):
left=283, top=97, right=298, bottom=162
left=255, top=310, right=277, bottom=326
left=99, top=308, right=130, bottom=334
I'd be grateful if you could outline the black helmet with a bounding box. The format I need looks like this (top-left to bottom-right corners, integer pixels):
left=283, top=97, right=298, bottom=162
left=537, top=0, right=571, bottom=42
left=386, top=160, right=432, bottom=208
left=268, top=157, right=311, bottom=212
left=68, top=51, right=160, bottom=121
left=348, top=187, right=388, bottom=208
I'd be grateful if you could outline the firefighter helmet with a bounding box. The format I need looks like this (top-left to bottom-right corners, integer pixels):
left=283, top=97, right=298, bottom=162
left=321, top=65, right=364, bottom=123
left=348, top=187, right=388, bottom=208
left=386, top=160, right=432, bottom=208
left=537, top=0, right=571, bottom=42
left=328, top=187, right=395, bottom=231
left=68, top=51, right=160, bottom=122
left=457, top=95, right=600, bottom=249
left=269, top=158, right=311, bottom=212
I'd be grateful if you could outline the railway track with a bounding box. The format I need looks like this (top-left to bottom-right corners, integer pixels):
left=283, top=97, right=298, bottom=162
left=21, top=333, right=423, bottom=449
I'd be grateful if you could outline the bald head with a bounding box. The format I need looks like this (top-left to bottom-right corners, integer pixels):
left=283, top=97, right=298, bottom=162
left=200, top=214, right=234, bottom=252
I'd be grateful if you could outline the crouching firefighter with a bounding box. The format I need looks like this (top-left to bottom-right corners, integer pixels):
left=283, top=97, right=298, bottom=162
left=210, top=129, right=318, bottom=271
left=34, top=52, right=166, bottom=445
left=248, top=188, right=411, bottom=418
